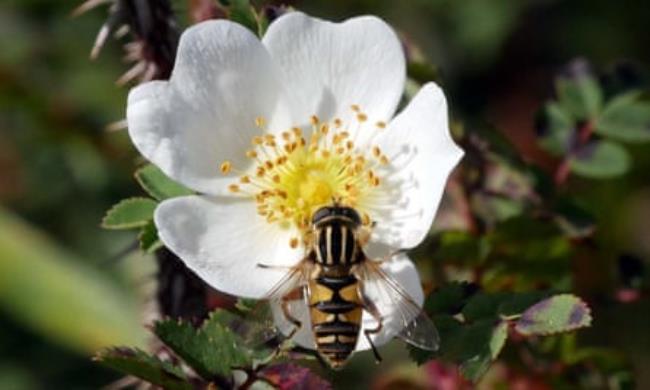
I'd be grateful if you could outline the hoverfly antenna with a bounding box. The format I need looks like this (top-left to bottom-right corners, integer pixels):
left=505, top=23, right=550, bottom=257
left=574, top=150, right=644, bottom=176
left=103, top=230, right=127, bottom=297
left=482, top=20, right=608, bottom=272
left=331, top=195, right=342, bottom=206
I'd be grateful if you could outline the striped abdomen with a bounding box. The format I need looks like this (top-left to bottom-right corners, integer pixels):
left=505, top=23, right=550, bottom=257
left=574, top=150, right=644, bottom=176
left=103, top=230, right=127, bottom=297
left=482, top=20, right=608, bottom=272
left=309, top=271, right=362, bottom=369
left=313, top=218, right=361, bottom=266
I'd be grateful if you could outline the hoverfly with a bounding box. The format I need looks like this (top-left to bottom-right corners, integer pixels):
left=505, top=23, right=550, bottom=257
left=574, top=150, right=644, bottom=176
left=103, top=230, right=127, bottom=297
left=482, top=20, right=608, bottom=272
left=254, top=203, right=440, bottom=369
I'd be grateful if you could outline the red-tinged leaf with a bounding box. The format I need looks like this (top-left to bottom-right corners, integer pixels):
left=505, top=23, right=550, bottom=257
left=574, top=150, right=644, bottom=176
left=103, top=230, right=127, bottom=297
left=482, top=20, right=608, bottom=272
left=260, top=363, right=331, bottom=390
left=515, top=294, right=592, bottom=336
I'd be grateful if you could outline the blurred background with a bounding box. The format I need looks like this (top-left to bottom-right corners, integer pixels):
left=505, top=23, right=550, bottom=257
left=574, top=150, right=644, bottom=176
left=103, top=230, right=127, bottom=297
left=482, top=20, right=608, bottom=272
left=1, top=0, right=649, bottom=388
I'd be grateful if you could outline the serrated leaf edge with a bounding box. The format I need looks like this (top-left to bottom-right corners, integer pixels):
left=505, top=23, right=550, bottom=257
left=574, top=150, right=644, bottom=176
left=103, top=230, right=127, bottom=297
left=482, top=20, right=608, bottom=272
left=101, top=197, right=158, bottom=230
left=514, top=294, right=592, bottom=336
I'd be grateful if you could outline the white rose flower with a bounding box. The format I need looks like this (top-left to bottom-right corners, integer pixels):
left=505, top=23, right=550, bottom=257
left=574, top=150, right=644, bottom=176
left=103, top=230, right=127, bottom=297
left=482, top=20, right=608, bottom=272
left=127, top=12, right=463, bottom=353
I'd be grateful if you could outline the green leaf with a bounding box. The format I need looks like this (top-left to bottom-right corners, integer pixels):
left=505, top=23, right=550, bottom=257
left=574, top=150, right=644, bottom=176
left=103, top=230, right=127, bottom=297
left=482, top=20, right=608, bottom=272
left=139, top=220, right=161, bottom=253
left=0, top=208, right=145, bottom=354
left=135, top=164, right=193, bottom=201
left=102, top=197, right=157, bottom=229
left=556, top=74, right=603, bottom=120
left=462, top=292, right=510, bottom=322
left=515, top=294, right=592, bottom=336
left=595, top=92, right=650, bottom=142
left=569, top=140, right=630, bottom=179
left=497, top=291, right=552, bottom=317
left=459, top=320, right=509, bottom=382
left=538, top=102, right=574, bottom=155
left=228, top=0, right=259, bottom=35
left=95, top=348, right=192, bottom=390
left=424, top=282, right=477, bottom=316
left=154, top=310, right=268, bottom=378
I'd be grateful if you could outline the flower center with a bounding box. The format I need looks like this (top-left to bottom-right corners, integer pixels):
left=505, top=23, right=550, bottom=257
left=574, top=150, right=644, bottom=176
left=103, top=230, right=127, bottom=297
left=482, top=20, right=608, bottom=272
left=221, top=106, right=390, bottom=246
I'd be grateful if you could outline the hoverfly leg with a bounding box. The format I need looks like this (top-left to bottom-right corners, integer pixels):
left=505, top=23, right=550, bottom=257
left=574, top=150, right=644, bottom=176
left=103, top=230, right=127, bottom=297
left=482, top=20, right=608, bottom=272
left=257, top=263, right=292, bottom=269
left=358, top=285, right=383, bottom=364
left=281, top=292, right=303, bottom=340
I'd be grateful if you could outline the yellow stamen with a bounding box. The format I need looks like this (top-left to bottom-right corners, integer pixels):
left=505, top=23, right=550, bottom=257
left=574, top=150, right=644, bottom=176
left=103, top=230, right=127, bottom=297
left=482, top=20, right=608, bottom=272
left=220, top=161, right=232, bottom=174
left=255, top=116, right=266, bottom=128
left=221, top=110, right=393, bottom=242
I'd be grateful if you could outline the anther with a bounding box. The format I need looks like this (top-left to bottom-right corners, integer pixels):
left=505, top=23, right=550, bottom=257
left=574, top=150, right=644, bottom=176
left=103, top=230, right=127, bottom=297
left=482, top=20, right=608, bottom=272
left=372, top=146, right=381, bottom=158
left=289, top=237, right=299, bottom=249
left=255, top=116, right=266, bottom=128
left=379, top=155, right=389, bottom=165
left=357, top=113, right=368, bottom=122
left=376, top=121, right=386, bottom=129
left=310, top=115, right=319, bottom=125
left=228, top=184, right=240, bottom=193
left=246, top=150, right=258, bottom=158
left=334, top=118, right=343, bottom=127
left=220, top=161, right=232, bottom=174
left=240, top=175, right=251, bottom=184
left=351, top=104, right=360, bottom=112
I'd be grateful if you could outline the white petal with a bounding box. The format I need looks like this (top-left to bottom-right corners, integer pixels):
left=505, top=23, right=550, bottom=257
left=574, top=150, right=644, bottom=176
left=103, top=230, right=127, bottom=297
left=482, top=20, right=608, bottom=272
left=127, top=20, right=292, bottom=195
left=366, top=83, right=463, bottom=254
left=154, top=196, right=302, bottom=298
left=262, top=12, right=405, bottom=124
left=270, top=254, right=423, bottom=353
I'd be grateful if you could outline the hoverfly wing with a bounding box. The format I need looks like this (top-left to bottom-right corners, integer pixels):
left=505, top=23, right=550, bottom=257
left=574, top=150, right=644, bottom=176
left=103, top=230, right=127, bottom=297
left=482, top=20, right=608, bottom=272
left=356, top=258, right=440, bottom=351
left=395, top=307, right=440, bottom=351
left=242, top=261, right=313, bottom=348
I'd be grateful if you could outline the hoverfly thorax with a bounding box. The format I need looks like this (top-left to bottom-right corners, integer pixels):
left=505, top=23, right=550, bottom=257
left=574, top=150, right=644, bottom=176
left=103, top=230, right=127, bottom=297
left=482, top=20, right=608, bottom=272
left=311, top=205, right=364, bottom=267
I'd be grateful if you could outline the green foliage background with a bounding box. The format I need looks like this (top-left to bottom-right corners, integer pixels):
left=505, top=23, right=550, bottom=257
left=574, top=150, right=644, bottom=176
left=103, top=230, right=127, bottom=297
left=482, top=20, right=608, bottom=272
left=0, top=0, right=649, bottom=388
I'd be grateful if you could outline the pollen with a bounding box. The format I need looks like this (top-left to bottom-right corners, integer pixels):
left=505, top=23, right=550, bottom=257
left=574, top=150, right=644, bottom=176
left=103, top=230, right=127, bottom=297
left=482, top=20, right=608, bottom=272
left=220, top=161, right=232, bottom=174
left=219, top=106, right=391, bottom=245
left=255, top=116, right=266, bottom=128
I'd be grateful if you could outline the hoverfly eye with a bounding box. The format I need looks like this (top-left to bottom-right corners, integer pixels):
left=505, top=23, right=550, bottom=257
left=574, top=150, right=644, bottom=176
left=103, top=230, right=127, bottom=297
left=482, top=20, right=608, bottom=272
left=312, top=206, right=333, bottom=224
left=342, top=207, right=362, bottom=226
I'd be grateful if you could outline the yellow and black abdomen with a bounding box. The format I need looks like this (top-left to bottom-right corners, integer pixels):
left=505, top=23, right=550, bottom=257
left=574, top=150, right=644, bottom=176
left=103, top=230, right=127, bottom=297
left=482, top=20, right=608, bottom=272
left=309, top=272, right=362, bottom=369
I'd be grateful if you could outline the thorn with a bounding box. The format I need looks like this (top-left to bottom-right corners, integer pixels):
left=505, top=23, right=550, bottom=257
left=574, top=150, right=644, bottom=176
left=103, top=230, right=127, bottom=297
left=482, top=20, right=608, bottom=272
left=90, top=23, right=111, bottom=60
left=70, top=0, right=112, bottom=18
